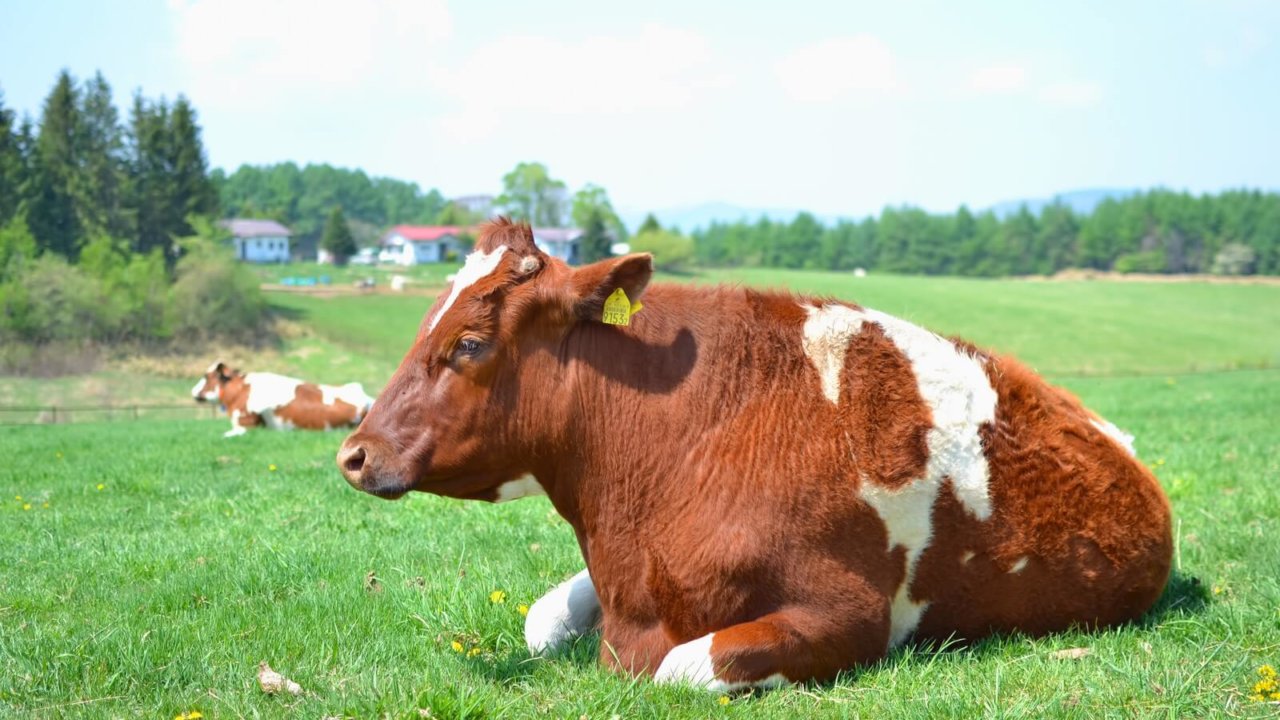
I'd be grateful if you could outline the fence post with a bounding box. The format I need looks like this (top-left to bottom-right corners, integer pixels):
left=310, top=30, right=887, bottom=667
left=51, top=406, right=57, bottom=424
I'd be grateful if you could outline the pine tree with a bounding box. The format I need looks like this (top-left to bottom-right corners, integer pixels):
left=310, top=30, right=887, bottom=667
left=637, top=213, right=662, bottom=235
left=27, top=70, right=82, bottom=257
left=578, top=208, right=612, bottom=264
left=169, top=96, right=218, bottom=233
left=0, top=88, right=27, bottom=225
left=320, top=206, right=357, bottom=265
left=75, top=72, right=130, bottom=239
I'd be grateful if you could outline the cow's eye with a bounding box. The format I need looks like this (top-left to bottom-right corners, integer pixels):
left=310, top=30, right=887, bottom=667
left=456, top=337, right=484, bottom=357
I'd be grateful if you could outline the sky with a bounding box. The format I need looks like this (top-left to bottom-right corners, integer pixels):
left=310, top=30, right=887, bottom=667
left=1, top=0, right=1278, bottom=218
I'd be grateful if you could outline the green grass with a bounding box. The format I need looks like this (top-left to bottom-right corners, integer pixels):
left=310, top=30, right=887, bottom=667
left=2, top=272, right=1279, bottom=717
left=269, top=269, right=1280, bottom=380
left=249, top=261, right=463, bottom=288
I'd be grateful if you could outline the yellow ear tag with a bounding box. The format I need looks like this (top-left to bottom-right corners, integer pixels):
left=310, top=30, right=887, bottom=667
left=602, top=288, right=640, bottom=326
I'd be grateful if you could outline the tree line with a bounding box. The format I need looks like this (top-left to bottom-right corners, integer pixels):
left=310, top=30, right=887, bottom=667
left=692, top=190, right=1280, bottom=276
left=0, top=71, right=263, bottom=360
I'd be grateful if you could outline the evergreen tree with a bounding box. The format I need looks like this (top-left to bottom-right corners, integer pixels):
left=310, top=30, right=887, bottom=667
left=637, top=213, right=662, bottom=235
left=169, top=96, right=218, bottom=232
left=27, top=70, right=82, bottom=257
left=128, top=93, right=171, bottom=258
left=0, top=89, right=27, bottom=225
left=320, top=206, right=357, bottom=265
left=578, top=208, right=612, bottom=264
left=75, top=72, right=129, bottom=240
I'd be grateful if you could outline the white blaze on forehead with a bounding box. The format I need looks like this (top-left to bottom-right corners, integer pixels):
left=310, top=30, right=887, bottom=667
left=799, top=304, right=998, bottom=649
left=495, top=477, right=545, bottom=503
left=801, top=304, right=866, bottom=404
left=1091, top=418, right=1136, bottom=456
left=427, top=246, right=509, bottom=334
left=654, top=632, right=789, bottom=692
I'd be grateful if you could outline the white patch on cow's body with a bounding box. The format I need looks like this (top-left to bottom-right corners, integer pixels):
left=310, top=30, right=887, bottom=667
left=524, top=569, right=601, bottom=655
left=800, top=304, right=866, bottom=404
left=961, top=550, right=975, bottom=565
left=495, top=477, right=545, bottom=503
left=822, top=307, right=999, bottom=649
left=1009, top=556, right=1029, bottom=573
left=427, top=246, right=509, bottom=334
left=654, top=633, right=788, bottom=692
left=1091, top=418, right=1136, bottom=456
left=321, top=382, right=375, bottom=419
left=242, top=372, right=304, bottom=415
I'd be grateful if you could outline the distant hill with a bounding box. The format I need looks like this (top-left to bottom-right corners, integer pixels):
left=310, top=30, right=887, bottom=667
left=618, top=202, right=847, bottom=234
left=621, top=188, right=1139, bottom=233
left=986, top=188, right=1137, bottom=218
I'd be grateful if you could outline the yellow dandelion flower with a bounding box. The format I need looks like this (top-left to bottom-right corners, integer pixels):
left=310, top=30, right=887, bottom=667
left=450, top=640, right=464, bottom=653
left=718, top=695, right=730, bottom=706
left=1249, top=693, right=1264, bottom=702
left=268, top=464, right=277, bottom=472
left=1156, top=458, right=1165, bottom=466
left=22, top=503, right=31, bottom=511
left=41, top=502, right=49, bottom=509
left=1261, top=664, right=1277, bottom=679
left=96, top=484, right=104, bottom=491
left=468, top=647, right=482, bottom=657
left=489, top=590, right=507, bottom=604
left=187, top=713, right=204, bottom=720
left=14, top=495, right=21, bottom=501
left=517, top=603, right=529, bottom=617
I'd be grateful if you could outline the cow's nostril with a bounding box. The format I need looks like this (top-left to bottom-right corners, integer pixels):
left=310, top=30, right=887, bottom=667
left=343, top=446, right=367, bottom=474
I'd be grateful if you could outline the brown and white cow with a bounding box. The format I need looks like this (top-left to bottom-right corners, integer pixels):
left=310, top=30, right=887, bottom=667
left=193, top=362, right=374, bottom=437
left=336, top=219, right=1172, bottom=690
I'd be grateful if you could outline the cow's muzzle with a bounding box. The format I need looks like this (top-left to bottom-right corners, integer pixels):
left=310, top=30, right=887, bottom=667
left=337, top=435, right=411, bottom=499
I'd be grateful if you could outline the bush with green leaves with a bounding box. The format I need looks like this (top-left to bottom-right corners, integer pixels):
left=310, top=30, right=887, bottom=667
left=168, top=230, right=267, bottom=342
left=630, top=229, right=694, bottom=271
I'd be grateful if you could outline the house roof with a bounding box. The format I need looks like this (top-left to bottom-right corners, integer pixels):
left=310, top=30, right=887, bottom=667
left=221, top=218, right=292, bottom=238
left=532, top=227, right=584, bottom=243
left=384, top=225, right=464, bottom=243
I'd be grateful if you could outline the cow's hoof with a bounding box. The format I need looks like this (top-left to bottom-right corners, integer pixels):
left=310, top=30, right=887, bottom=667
left=524, top=569, right=599, bottom=654
left=223, top=428, right=247, bottom=438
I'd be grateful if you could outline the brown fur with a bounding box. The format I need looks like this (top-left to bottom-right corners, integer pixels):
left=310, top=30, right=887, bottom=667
left=337, top=219, right=1173, bottom=685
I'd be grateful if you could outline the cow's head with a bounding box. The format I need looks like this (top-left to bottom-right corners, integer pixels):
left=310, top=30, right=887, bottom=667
left=336, top=218, right=653, bottom=501
left=192, top=361, right=234, bottom=403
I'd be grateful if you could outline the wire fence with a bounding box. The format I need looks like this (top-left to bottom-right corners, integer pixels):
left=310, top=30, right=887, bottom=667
left=0, top=403, right=222, bottom=426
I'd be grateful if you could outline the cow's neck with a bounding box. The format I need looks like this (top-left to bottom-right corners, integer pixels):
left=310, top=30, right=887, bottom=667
left=530, top=285, right=794, bottom=537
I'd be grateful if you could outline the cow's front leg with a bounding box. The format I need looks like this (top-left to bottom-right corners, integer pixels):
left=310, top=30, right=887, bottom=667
left=223, top=410, right=258, bottom=437
left=525, top=569, right=601, bottom=654
left=654, top=601, right=890, bottom=692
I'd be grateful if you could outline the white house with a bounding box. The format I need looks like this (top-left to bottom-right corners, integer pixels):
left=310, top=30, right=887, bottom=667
left=379, top=225, right=466, bottom=265
left=533, top=227, right=583, bottom=265
left=222, top=219, right=292, bottom=263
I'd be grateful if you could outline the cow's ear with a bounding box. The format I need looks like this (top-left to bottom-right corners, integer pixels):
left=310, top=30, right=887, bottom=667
left=569, top=253, right=654, bottom=322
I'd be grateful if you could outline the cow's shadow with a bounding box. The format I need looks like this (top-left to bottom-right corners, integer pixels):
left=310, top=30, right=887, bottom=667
left=468, top=570, right=1210, bottom=689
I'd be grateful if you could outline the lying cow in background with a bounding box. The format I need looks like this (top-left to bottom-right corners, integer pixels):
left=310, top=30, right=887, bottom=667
left=337, top=219, right=1172, bottom=690
left=193, top=362, right=374, bottom=437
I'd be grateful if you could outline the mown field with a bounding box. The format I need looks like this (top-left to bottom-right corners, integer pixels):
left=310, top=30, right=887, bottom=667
left=2, top=270, right=1279, bottom=718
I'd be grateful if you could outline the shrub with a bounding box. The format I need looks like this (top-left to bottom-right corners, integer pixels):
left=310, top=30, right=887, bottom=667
left=1113, top=250, right=1167, bottom=274
left=630, top=229, right=695, bottom=271
left=1211, top=243, right=1257, bottom=276
left=169, top=243, right=268, bottom=342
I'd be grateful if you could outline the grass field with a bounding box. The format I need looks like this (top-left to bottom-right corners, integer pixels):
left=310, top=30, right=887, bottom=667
left=2, top=271, right=1279, bottom=718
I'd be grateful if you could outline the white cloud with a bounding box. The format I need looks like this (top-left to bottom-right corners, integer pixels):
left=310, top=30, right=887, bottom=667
left=1037, top=81, right=1102, bottom=108
left=774, top=35, right=899, bottom=102
left=966, top=65, right=1027, bottom=94
left=168, top=0, right=451, bottom=108
left=427, top=24, right=733, bottom=142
